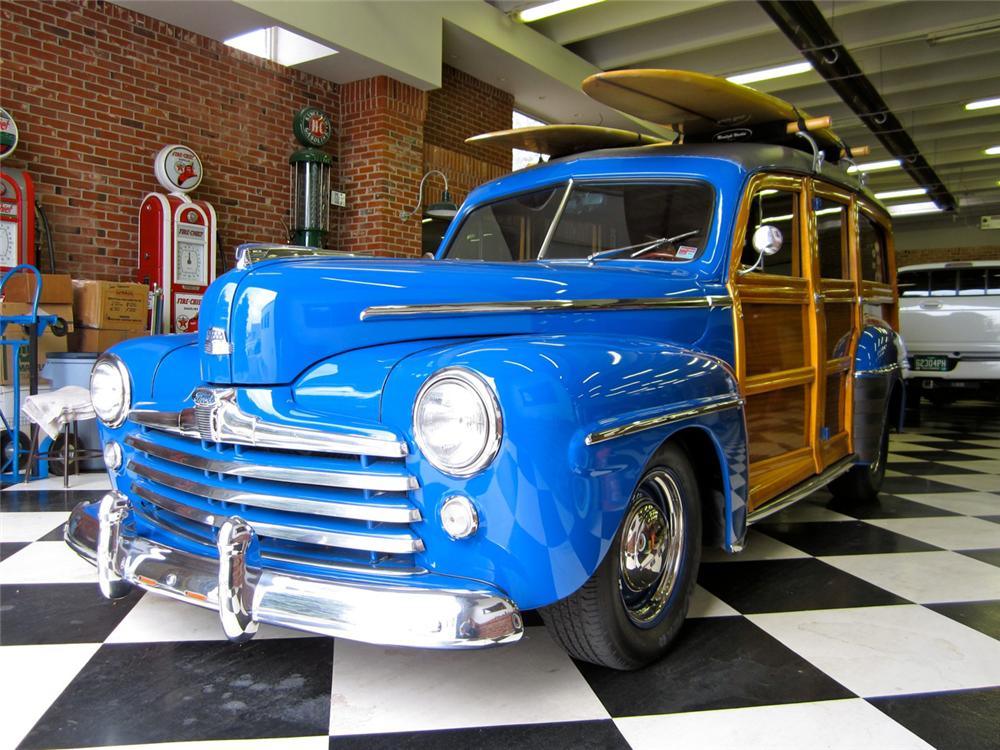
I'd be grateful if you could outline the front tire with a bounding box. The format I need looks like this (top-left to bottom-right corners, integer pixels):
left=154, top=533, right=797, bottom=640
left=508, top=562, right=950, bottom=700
left=541, top=442, right=702, bottom=670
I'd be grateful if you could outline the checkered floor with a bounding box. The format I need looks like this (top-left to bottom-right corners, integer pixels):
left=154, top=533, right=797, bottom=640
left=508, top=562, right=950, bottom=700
left=2, top=401, right=998, bottom=750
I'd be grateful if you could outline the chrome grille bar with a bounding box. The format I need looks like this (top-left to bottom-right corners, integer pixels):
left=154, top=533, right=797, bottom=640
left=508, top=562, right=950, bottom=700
left=128, top=460, right=420, bottom=524
left=124, top=435, right=418, bottom=494
left=133, top=483, right=425, bottom=554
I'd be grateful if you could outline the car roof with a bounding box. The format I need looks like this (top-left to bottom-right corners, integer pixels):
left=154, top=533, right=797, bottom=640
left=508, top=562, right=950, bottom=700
left=899, top=260, right=1000, bottom=271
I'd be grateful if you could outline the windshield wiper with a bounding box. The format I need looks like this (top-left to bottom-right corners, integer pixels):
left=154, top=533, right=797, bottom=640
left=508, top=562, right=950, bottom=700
left=587, top=229, right=701, bottom=263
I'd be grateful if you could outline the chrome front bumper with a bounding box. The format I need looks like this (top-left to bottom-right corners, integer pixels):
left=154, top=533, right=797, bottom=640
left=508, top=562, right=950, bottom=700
left=66, top=493, right=523, bottom=649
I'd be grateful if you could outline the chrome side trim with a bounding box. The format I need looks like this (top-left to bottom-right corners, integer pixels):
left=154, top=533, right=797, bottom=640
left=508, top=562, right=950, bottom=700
left=128, top=459, right=421, bottom=524
left=746, top=455, right=857, bottom=525
left=129, top=389, right=408, bottom=459
left=68, top=498, right=523, bottom=649
left=132, top=482, right=425, bottom=554
left=124, top=434, right=418, bottom=495
left=235, top=243, right=358, bottom=270
left=585, top=395, right=744, bottom=446
left=855, top=363, right=902, bottom=378
left=361, top=296, right=732, bottom=320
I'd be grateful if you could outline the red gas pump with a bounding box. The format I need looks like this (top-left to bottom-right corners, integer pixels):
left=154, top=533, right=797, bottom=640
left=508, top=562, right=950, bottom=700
left=0, top=107, right=36, bottom=273
left=138, top=144, right=217, bottom=333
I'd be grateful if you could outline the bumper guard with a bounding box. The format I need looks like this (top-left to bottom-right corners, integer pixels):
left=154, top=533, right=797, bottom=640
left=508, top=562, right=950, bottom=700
left=66, top=493, right=523, bottom=649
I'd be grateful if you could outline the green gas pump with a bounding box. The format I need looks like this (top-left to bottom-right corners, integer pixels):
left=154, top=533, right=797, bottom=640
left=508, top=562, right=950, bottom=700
left=290, top=107, right=333, bottom=248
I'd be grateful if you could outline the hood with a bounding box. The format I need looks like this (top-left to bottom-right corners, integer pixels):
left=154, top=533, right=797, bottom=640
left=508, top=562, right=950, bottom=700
left=200, top=258, right=719, bottom=385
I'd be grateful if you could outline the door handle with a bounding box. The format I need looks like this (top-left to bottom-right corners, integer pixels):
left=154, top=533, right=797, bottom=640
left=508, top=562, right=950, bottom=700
left=919, top=302, right=942, bottom=309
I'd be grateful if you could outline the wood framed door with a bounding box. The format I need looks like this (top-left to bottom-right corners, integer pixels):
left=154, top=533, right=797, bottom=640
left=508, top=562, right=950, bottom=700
left=730, top=175, right=819, bottom=511
left=811, top=181, right=859, bottom=469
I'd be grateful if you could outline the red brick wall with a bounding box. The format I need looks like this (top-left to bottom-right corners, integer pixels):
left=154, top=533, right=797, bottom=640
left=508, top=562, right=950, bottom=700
left=337, top=77, right=427, bottom=256
left=1, top=0, right=339, bottom=281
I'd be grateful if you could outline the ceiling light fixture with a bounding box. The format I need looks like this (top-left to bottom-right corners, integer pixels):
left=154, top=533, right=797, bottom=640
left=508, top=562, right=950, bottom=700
left=846, top=159, right=901, bottom=174
left=874, top=187, right=929, bottom=200
left=225, top=27, right=337, bottom=67
left=887, top=201, right=944, bottom=217
left=986, top=146, right=1000, bottom=156
left=726, top=61, right=813, bottom=85
left=517, top=0, right=605, bottom=23
left=965, top=97, right=1000, bottom=111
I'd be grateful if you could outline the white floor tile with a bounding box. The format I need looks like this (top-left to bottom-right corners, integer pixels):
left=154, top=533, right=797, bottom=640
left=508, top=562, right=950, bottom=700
left=749, top=605, right=1000, bottom=697
left=0, top=541, right=98, bottom=584
left=0, top=643, right=100, bottom=750
left=105, top=590, right=313, bottom=643
left=2, top=472, right=111, bottom=492
left=897, top=491, right=1000, bottom=517
left=953, top=448, right=1000, bottom=460
left=936, top=460, right=1000, bottom=475
left=687, top=584, right=740, bottom=618
left=702, top=529, right=809, bottom=563
left=867, top=516, right=1000, bottom=551
left=766, top=501, right=854, bottom=523
left=0, top=511, right=68, bottom=542
left=890, top=434, right=949, bottom=443
left=963, top=438, right=1000, bottom=449
left=821, top=550, right=1000, bottom=603
left=922, top=474, right=999, bottom=493
left=614, top=698, right=933, bottom=750
left=328, top=627, right=609, bottom=736
left=885, top=452, right=921, bottom=463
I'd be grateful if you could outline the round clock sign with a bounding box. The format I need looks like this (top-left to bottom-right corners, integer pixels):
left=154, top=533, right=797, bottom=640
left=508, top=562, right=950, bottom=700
left=153, top=144, right=204, bottom=193
left=293, top=107, right=333, bottom=148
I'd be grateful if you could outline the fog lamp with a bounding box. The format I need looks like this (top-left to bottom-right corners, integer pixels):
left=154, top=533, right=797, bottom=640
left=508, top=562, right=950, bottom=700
left=440, top=496, right=479, bottom=540
left=103, top=441, right=122, bottom=471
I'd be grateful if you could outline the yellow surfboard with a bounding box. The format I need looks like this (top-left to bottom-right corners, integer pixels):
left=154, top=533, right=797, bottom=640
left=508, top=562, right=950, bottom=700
left=582, top=69, right=852, bottom=160
left=466, top=124, right=664, bottom=158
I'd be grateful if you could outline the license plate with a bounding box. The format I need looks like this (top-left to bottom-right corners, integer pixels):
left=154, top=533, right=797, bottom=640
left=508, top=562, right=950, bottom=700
left=914, top=355, right=948, bottom=372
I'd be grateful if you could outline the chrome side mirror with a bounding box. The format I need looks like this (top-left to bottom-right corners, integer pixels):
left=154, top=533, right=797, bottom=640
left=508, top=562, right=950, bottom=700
left=739, top=225, right=784, bottom=275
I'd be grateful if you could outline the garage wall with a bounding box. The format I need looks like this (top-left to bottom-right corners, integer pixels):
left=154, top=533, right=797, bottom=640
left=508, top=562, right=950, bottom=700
left=1, top=0, right=341, bottom=280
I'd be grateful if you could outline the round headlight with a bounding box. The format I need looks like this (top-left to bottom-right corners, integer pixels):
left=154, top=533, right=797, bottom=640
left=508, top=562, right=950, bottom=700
left=90, top=354, right=131, bottom=427
left=413, top=367, right=501, bottom=477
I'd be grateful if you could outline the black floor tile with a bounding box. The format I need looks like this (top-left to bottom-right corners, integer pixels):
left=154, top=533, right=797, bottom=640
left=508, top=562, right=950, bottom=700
left=18, top=638, right=335, bottom=748
left=0, top=583, right=143, bottom=646
left=926, top=601, right=1000, bottom=640
left=38, top=523, right=67, bottom=542
left=887, top=449, right=987, bottom=463
left=576, top=617, right=853, bottom=717
left=697, top=558, right=909, bottom=614
left=0, top=490, right=103, bottom=513
left=0, top=541, right=28, bottom=561
left=754, top=520, right=938, bottom=556
left=880, top=475, right=972, bottom=494
left=894, top=461, right=985, bottom=476
left=960, top=549, right=1000, bottom=568
left=869, top=687, right=1000, bottom=750
left=329, top=720, right=631, bottom=750
left=982, top=516, right=1000, bottom=525
left=826, top=494, right=958, bottom=520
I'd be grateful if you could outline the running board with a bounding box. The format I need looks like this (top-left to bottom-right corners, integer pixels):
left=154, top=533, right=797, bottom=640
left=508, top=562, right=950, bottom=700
left=746, top=455, right=858, bottom=525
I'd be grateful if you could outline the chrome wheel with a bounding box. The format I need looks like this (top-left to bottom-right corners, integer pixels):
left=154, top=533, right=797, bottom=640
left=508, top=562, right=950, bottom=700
left=618, top=469, right=685, bottom=625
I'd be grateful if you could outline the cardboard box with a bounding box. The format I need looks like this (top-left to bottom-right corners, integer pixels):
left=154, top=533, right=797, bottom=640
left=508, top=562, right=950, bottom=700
left=73, top=280, right=148, bottom=331
left=1, top=327, right=66, bottom=385
left=69, top=328, right=145, bottom=354
left=0, top=301, right=74, bottom=333
left=2, top=273, right=74, bottom=305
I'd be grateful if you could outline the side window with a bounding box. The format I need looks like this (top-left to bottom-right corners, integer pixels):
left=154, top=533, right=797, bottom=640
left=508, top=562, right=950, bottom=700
left=898, top=270, right=929, bottom=296
left=858, top=212, right=888, bottom=282
left=988, top=268, right=1000, bottom=295
left=815, top=196, right=849, bottom=279
left=929, top=269, right=957, bottom=296
left=958, top=268, right=987, bottom=296
left=741, top=189, right=800, bottom=276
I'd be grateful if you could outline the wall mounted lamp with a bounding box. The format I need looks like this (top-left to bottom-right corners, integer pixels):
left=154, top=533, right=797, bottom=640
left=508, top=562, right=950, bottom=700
left=401, top=170, right=458, bottom=221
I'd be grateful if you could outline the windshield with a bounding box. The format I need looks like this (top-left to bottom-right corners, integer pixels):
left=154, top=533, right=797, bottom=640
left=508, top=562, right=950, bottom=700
left=443, top=181, right=714, bottom=262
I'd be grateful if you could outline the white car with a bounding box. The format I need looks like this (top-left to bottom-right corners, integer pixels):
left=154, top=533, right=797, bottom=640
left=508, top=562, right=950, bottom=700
left=898, top=261, right=1000, bottom=404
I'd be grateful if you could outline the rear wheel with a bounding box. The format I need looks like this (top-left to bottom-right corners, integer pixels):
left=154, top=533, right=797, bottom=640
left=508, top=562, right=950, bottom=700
left=829, top=419, right=888, bottom=503
left=541, top=443, right=702, bottom=670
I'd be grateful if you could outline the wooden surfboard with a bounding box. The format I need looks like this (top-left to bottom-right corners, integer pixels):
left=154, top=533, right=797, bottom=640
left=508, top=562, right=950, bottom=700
left=582, top=69, right=855, bottom=161
left=466, top=124, right=664, bottom=158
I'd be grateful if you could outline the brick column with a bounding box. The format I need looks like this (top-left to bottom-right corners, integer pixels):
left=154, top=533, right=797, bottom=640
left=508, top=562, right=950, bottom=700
left=338, top=77, right=428, bottom=257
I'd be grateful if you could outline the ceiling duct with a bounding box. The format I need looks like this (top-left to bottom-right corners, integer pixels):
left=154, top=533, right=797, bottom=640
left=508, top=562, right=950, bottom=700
left=757, top=0, right=957, bottom=212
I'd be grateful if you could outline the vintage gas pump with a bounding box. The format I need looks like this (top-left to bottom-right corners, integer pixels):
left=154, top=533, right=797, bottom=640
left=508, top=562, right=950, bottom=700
left=138, top=144, right=217, bottom=333
left=290, top=107, right=333, bottom=247
left=0, top=108, right=36, bottom=273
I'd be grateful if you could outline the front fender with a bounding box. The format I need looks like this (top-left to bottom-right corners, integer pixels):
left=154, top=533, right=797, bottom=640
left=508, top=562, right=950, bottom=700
left=381, top=333, right=746, bottom=609
left=853, top=319, right=905, bottom=464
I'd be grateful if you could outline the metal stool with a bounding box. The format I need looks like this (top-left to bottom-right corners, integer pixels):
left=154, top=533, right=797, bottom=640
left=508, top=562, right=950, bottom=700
left=22, top=387, right=103, bottom=487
